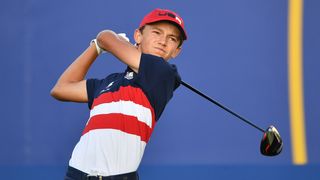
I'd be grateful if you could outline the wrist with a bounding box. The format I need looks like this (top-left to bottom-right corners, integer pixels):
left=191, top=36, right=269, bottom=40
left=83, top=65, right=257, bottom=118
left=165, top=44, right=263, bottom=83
left=91, top=39, right=104, bottom=55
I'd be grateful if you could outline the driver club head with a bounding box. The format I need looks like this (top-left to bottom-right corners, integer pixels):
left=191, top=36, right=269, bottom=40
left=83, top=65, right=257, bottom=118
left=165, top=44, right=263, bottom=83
left=260, top=125, right=283, bottom=156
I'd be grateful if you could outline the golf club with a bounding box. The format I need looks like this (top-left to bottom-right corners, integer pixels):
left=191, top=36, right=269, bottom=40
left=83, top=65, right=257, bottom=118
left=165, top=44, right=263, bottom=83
left=181, top=80, right=283, bottom=156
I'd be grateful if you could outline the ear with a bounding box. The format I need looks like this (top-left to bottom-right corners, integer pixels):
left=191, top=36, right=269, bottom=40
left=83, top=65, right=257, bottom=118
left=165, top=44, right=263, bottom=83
left=134, top=29, right=143, bottom=45
left=170, top=47, right=182, bottom=59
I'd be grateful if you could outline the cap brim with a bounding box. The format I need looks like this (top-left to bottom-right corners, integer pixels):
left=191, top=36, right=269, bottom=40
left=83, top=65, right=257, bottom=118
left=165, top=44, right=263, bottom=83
left=140, top=18, right=187, bottom=40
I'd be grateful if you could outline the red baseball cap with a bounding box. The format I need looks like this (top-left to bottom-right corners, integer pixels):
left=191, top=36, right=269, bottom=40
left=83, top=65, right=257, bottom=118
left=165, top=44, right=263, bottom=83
left=139, top=8, right=187, bottom=40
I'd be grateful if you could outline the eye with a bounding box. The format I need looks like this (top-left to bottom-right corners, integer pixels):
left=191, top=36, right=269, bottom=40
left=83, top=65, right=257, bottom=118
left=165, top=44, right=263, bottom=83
left=169, top=36, right=178, bottom=43
left=152, top=30, right=161, bottom=35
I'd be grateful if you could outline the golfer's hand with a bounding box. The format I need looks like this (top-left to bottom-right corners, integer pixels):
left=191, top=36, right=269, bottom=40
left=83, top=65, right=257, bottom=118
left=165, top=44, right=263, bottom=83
left=92, top=33, right=129, bottom=55
left=118, top=33, right=130, bottom=42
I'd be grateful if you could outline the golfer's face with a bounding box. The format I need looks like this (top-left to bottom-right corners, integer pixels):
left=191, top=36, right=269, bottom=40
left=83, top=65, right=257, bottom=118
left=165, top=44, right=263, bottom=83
left=137, top=22, right=181, bottom=60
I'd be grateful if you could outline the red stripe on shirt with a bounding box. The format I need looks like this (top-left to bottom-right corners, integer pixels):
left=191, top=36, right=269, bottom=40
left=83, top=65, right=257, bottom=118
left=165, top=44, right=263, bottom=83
left=92, top=85, right=155, bottom=125
left=92, top=86, right=153, bottom=111
left=82, top=113, right=153, bottom=143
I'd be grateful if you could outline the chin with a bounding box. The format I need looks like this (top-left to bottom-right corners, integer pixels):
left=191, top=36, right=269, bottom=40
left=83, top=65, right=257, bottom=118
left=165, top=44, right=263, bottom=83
left=144, top=51, right=169, bottom=60
left=149, top=52, right=164, bottom=58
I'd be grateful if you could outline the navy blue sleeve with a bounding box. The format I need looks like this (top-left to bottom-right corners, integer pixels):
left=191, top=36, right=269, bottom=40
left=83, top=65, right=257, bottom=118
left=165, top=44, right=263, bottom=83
left=86, top=78, right=103, bottom=109
left=135, top=53, right=181, bottom=120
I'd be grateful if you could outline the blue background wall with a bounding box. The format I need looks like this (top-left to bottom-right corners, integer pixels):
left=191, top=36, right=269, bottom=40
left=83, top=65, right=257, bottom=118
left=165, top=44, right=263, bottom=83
left=1, top=0, right=319, bottom=179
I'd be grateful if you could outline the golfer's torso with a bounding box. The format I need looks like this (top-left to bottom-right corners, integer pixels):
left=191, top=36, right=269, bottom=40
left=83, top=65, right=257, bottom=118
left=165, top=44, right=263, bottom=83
left=69, top=70, right=156, bottom=176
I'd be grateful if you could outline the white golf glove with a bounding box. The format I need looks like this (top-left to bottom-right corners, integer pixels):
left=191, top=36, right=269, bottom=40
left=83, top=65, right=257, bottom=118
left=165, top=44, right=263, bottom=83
left=118, top=33, right=130, bottom=42
left=91, top=39, right=104, bottom=55
left=91, top=33, right=130, bottom=55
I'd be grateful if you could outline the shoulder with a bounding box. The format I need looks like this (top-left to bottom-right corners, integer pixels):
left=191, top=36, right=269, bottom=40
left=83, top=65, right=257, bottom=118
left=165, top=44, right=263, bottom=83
left=87, top=72, right=123, bottom=89
left=140, top=53, right=177, bottom=73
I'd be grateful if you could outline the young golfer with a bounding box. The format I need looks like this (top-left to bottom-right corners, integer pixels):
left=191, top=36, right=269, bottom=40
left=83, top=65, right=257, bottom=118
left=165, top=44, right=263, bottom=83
left=51, top=8, right=187, bottom=180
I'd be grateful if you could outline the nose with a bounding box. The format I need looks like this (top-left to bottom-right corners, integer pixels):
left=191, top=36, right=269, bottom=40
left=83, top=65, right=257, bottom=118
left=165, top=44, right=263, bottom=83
left=157, top=35, right=167, bottom=46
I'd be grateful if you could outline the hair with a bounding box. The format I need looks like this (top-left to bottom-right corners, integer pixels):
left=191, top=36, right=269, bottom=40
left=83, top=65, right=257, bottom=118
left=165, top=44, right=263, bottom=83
left=138, top=21, right=184, bottom=47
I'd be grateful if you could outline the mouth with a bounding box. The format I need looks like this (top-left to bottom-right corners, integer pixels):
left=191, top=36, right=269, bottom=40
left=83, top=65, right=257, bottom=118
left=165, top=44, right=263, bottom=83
left=154, top=47, right=166, bottom=54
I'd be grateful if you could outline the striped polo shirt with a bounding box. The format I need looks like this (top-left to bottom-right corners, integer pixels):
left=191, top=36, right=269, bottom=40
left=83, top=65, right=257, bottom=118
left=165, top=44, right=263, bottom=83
left=69, top=53, right=181, bottom=176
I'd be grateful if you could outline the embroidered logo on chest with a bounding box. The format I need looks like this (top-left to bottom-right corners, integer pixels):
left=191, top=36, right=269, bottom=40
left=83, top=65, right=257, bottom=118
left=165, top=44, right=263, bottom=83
left=100, top=81, right=114, bottom=94
left=124, top=72, right=134, bottom=80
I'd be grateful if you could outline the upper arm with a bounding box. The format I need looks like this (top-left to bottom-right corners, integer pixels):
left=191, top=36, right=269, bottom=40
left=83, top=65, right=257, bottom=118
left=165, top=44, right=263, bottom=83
left=50, top=80, right=88, bottom=102
left=97, top=30, right=141, bottom=73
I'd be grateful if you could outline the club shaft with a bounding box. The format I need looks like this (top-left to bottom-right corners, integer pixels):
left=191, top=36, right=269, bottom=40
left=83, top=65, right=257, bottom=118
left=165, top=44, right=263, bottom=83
left=181, top=80, right=265, bottom=133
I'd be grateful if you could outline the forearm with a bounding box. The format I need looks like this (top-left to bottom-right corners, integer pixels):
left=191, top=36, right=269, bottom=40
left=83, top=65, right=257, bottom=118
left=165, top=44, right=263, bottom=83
left=56, top=43, right=98, bottom=84
left=51, top=43, right=98, bottom=101
left=97, top=30, right=141, bottom=72
left=51, top=31, right=134, bottom=102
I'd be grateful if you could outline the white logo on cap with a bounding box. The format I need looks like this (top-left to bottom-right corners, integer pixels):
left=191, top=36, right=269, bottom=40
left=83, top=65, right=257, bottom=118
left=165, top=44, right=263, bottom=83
left=175, top=16, right=182, bottom=24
